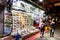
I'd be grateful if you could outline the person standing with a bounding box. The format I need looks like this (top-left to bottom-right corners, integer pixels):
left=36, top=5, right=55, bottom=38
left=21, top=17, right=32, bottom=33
left=50, top=18, right=55, bottom=37
left=39, top=20, right=45, bottom=38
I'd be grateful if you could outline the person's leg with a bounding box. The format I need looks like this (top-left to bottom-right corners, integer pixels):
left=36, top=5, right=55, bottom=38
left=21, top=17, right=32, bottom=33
left=50, top=28, right=55, bottom=37
left=40, top=32, right=42, bottom=37
left=52, top=28, right=55, bottom=37
left=52, top=32, right=54, bottom=37
left=50, top=28, right=52, bottom=37
left=40, top=29, right=43, bottom=38
left=42, top=28, right=44, bottom=37
left=42, top=31, right=44, bottom=37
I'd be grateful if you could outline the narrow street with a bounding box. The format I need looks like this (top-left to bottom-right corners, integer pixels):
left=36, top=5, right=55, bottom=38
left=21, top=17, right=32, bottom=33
left=0, top=27, right=60, bottom=40
left=36, top=27, right=60, bottom=40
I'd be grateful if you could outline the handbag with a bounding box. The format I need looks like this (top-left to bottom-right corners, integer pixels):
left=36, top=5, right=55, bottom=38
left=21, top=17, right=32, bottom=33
left=45, top=26, right=51, bottom=30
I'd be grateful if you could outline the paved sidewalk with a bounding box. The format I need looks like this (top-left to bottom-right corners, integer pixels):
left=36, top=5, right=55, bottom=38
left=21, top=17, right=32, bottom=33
left=36, top=29, right=60, bottom=40
left=0, top=28, right=60, bottom=40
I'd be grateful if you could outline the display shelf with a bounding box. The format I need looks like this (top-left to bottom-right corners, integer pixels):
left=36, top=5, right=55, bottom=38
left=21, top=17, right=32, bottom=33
left=11, top=1, right=41, bottom=37
left=11, top=10, right=36, bottom=36
left=4, top=10, right=12, bottom=36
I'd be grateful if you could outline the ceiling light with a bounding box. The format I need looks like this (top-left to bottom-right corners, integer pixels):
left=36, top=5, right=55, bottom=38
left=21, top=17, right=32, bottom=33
left=39, top=0, right=43, bottom=2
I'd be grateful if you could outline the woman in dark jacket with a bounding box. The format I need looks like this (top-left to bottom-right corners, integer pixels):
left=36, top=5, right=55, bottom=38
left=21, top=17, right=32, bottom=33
left=50, top=18, right=55, bottom=37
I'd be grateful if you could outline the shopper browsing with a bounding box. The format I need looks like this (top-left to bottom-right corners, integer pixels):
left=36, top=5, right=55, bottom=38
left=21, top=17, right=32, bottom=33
left=39, top=20, right=45, bottom=38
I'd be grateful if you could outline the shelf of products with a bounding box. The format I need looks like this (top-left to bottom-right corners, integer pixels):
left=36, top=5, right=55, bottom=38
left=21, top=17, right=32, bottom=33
left=11, top=1, right=42, bottom=37
left=11, top=10, right=39, bottom=37
left=1, top=0, right=45, bottom=38
left=4, top=10, right=12, bottom=35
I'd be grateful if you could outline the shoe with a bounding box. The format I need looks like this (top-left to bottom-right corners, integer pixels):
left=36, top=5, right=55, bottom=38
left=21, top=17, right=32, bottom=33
left=40, top=36, right=42, bottom=38
left=52, top=36, right=54, bottom=37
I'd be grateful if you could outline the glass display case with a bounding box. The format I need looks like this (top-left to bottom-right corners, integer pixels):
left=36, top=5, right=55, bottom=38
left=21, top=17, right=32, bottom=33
left=11, top=10, right=35, bottom=36
left=11, top=1, right=40, bottom=37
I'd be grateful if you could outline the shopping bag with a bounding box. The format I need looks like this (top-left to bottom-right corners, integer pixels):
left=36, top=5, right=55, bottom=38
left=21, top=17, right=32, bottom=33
left=45, top=26, right=51, bottom=30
